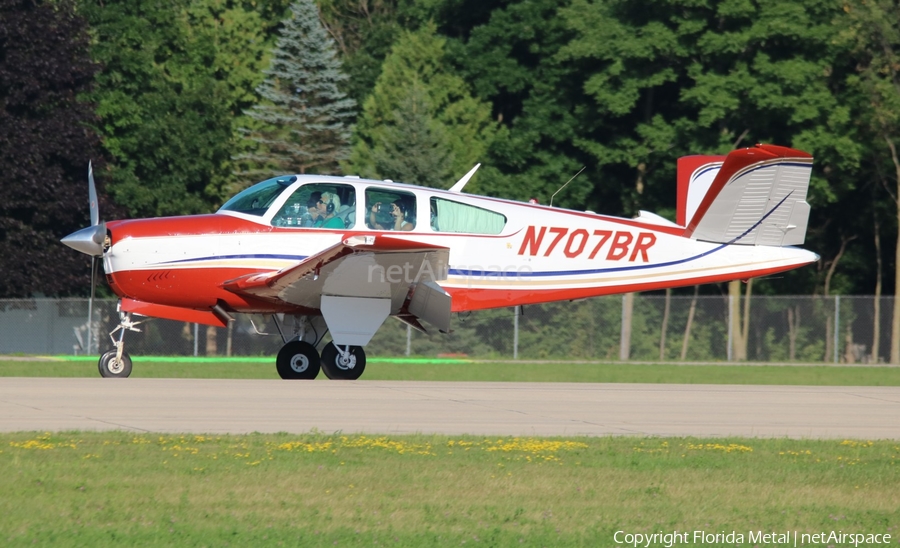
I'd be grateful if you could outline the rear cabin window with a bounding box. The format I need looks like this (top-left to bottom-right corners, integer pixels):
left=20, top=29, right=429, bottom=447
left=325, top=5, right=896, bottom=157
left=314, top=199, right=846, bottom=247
left=430, top=197, right=506, bottom=234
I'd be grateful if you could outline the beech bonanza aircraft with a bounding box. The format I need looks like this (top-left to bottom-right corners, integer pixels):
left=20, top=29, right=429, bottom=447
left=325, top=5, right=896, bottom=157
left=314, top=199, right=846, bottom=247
left=62, top=144, right=818, bottom=379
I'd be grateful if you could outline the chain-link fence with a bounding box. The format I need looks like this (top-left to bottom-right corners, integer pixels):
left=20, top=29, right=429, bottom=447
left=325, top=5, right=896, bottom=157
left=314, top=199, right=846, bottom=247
left=0, top=295, right=892, bottom=363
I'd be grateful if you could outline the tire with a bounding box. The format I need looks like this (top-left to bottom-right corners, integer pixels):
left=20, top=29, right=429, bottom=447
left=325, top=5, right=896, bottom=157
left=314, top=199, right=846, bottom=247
left=98, top=350, right=132, bottom=378
left=276, top=340, right=321, bottom=380
left=320, top=343, right=366, bottom=380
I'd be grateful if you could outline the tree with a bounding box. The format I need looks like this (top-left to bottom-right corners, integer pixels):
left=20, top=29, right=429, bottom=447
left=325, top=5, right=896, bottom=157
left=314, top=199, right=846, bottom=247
left=841, top=0, right=900, bottom=363
left=317, top=0, right=422, bottom=106
left=80, top=0, right=289, bottom=218
left=0, top=0, right=103, bottom=297
left=348, top=22, right=503, bottom=190
left=559, top=0, right=857, bottom=219
left=553, top=0, right=863, bottom=315
left=441, top=0, right=589, bottom=205
left=370, top=86, right=456, bottom=187
left=236, top=0, right=357, bottom=179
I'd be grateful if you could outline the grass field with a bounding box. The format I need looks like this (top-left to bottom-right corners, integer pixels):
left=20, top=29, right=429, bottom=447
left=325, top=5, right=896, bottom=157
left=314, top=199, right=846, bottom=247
left=4, top=358, right=898, bottom=546
left=2, top=356, right=900, bottom=385
left=2, top=431, right=898, bottom=547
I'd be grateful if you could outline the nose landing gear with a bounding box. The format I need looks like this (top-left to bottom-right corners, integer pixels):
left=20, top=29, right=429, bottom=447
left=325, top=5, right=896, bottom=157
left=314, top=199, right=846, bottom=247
left=98, top=311, right=143, bottom=378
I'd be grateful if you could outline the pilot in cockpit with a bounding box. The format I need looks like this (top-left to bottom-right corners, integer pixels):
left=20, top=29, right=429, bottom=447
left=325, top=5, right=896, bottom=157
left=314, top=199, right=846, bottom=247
left=309, top=191, right=344, bottom=229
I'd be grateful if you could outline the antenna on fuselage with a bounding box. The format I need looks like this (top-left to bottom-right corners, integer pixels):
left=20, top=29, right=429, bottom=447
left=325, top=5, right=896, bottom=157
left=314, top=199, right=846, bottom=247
left=549, top=166, right=585, bottom=207
left=449, top=163, right=481, bottom=193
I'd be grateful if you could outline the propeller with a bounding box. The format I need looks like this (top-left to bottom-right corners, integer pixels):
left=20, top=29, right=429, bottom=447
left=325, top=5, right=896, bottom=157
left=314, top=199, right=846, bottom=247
left=61, top=162, right=105, bottom=354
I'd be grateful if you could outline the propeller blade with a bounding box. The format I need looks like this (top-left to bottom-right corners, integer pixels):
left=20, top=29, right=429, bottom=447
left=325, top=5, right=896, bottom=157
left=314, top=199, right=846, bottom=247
left=89, top=161, right=99, bottom=227
left=64, top=162, right=106, bottom=256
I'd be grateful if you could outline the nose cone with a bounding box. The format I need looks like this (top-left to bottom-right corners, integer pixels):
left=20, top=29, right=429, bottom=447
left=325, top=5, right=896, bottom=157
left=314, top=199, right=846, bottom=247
left=61, top=224, right=105, bottom=256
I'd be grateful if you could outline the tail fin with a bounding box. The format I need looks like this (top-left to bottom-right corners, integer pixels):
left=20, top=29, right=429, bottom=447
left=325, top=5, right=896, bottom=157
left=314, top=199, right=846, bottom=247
left=678, top=144, right=812, bottom=246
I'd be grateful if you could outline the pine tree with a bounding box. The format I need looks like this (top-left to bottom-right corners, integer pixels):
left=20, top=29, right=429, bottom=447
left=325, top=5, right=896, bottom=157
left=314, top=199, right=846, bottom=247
left=236, top=0, right=356, bottom=178
left=370, top=86, right=455, bottom=188
left=348, top=23, right=503, bottom=190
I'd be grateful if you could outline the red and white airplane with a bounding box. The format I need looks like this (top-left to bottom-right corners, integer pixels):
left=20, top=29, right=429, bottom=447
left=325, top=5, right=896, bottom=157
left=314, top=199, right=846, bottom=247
left=62, top=144, right=818, bottom=379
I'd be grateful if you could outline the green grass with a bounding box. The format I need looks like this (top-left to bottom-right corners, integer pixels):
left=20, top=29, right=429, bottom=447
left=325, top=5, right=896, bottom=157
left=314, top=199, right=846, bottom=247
left=1, top=356, right=900, bottom=385
left=1, top=431, right=897, bottom=546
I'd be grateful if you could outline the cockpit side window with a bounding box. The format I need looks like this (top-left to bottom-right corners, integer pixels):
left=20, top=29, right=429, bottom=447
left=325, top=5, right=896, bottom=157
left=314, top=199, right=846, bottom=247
left=272, top=183, right=356, bottom=229
left=429, top=197, right=506, bottom=234
left=218, top=176, right=297, bottom=217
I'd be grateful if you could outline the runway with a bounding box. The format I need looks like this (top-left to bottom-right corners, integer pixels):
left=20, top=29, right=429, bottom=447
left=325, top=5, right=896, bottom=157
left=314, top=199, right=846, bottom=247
left=1, top=378, right=898, bottom=439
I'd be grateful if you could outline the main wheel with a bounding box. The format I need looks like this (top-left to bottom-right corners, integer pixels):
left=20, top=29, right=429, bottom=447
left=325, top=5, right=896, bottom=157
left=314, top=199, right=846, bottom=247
left=320, top=342, right=366, bottom=380
left=276, top=341, right=321, bottom=380
left=98, top=350, right=132, bottom=378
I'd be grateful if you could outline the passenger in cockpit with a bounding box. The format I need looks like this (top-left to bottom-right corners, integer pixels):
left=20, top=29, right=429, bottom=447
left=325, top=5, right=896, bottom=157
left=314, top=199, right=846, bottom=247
left=369, top=198, right=414, bottom=231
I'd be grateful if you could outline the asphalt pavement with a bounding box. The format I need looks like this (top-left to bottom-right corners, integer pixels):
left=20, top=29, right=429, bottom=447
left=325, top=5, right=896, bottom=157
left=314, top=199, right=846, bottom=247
left=1, top=378, right=898, bottom=438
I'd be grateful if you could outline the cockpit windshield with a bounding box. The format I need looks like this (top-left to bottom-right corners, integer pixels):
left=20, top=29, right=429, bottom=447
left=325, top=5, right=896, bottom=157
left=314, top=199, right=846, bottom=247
left=218, top=176, right=297, bottom=217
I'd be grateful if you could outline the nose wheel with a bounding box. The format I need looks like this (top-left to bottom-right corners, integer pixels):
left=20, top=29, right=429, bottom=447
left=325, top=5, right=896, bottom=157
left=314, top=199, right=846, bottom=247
left=276, top=340, right=321, bottom=379
left=98, top=350, right=132, bottom=378
left=320, top=342, right=366, bottom=380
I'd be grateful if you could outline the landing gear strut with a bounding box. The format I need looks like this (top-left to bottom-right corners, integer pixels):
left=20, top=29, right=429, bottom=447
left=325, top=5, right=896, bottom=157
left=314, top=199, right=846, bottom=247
left=98, top=310, right=143, bottom=378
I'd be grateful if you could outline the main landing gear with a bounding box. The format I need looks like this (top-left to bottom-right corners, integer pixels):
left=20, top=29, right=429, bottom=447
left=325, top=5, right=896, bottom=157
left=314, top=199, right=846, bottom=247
left=269, top=314, right=366, bottom=380
left=276, top=340, right=366, bottom=380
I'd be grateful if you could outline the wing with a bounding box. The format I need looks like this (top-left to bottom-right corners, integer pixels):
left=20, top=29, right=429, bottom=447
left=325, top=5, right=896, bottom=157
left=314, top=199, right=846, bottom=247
left=222, top=235, right=451, bottom=344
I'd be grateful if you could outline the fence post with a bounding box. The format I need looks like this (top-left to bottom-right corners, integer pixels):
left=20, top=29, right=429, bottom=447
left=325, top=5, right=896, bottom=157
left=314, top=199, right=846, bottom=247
left=86, top=298, right=93, bottom=355
left=834, top=295, right=840, bottom=364
left=193, top=323, right=199, bottom=357
left=620, top=294, right=632, bottom=361
left=513, top=306, right=519, bottom=360
left=406, top=324, right=411, bottom=357
left=727, top=294, right=734, bottom=362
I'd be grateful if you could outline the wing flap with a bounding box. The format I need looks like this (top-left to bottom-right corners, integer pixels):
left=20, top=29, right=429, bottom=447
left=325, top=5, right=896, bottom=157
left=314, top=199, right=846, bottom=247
left=408, top=280, right=452, bottom=333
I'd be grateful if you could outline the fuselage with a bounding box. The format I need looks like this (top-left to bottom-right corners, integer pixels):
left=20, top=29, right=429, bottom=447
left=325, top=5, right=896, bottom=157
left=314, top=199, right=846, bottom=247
left=100, top=174, right=818, bottom=316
